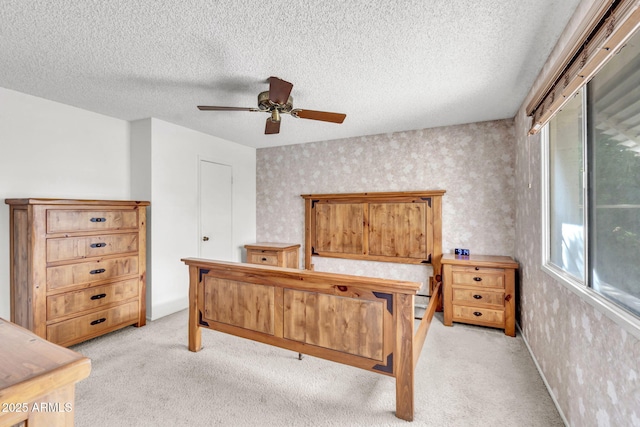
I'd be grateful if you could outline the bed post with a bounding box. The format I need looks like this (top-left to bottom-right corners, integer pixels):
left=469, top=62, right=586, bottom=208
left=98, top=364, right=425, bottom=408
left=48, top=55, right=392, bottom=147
left=303, top=197, right=313, bottom=270
left=188, top=265, right=202, bottom=352
left=395, top=293, right=415, bottom=421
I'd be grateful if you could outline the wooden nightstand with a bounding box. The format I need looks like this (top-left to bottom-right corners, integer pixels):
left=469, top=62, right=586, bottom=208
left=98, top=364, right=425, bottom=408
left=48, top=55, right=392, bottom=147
left=244, top=243, right=300, bottom=268
left=442, top=254, right=518, bottom=336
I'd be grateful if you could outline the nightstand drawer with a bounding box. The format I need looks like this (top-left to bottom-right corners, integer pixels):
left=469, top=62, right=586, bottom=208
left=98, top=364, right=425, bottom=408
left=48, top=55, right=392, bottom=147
left=452, top=305, right=504, bottom=328
left=452, top=287, right=505, bottom=308
left=451, top=268, right=505, bottom=288
left=46, top=255, right=139, bottom=291
left=47, top=209, right=139, bottom=233
left=47, top=233, right=139, bottom=263
left=248, top=251, right=279, bottom=266
left=47, top=278, right=139, bottom=320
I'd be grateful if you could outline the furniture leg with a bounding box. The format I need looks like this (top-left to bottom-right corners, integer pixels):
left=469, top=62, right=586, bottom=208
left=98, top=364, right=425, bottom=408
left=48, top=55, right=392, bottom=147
left=395, top=293, right=415, bottom=421
left=188, top=266, right=202, bottom=352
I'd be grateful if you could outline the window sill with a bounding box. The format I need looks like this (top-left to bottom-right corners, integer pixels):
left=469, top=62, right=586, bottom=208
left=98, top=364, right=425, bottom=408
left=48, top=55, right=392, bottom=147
left=542, top=263, right=640, bottom=341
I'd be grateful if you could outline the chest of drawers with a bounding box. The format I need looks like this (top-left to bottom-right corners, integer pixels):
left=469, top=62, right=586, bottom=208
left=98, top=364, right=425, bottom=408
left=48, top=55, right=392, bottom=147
left=5, top=198, right=149, bottom=346
left=244, top=243, right=300, bottom=268
left=441, top=254, right=518, bottom=336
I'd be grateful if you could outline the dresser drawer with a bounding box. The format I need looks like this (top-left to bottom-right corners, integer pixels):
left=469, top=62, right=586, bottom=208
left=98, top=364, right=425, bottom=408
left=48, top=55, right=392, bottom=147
left=248, top=251, right=279, bottom=266
left=47, top=233, right=139, bottom=263
left=47, top=255, right=139, bottom=291
left=47, top=209, right=139, bottom=233
left=452, top=305, right=504, bottom=328
left=452, top=287, right=505, bottom=308
left=451, top=267, right=505, bottom=288
left=47, top=300, right=139, bottom=346
left=47, top=278, right=139, bottom=320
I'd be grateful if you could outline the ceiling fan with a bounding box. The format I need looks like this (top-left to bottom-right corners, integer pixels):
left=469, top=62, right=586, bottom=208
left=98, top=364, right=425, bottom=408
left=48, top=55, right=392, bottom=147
left=198, top=77, right=346, bottom=135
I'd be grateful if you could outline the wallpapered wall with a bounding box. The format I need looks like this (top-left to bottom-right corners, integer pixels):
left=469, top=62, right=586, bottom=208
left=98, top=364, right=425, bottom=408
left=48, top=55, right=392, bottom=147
left=256, top=119, right=515, bottom=292
left=257, top=112, right=640, bottom=425
left=514, top=112, right=640, bottom=426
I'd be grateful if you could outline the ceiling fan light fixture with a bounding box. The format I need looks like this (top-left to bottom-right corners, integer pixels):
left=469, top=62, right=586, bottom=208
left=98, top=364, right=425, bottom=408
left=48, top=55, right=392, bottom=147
left=258, top=90, right=292, bottom=112
left=198, top=76, right=346, bottom=135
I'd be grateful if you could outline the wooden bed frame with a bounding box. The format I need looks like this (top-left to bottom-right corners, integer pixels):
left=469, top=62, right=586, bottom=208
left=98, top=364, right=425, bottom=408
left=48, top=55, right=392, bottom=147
left=182, top=258, right=441, bottom=421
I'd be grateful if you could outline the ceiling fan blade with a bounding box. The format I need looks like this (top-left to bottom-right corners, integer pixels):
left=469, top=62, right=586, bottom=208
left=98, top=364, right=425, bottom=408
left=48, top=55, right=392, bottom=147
left=198, top=106, right=259, bottom=111
left=265, top=118, right=281, bottom=134
left=269, top=77, right=293, bottom=105
left=292, top=109, right=346, bottom=123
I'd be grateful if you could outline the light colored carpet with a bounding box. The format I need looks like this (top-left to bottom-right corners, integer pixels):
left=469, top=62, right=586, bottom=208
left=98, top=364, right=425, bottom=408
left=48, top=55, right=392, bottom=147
left=71, top=309, right=562, bottom=426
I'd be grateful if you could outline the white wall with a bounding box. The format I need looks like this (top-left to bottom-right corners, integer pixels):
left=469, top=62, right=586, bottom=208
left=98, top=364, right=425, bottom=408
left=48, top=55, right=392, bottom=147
left=0, top=88, right=257, bottom=322
left=131, top=118, right=256, bottom=320
left=0, top=87, right=131, bottom=319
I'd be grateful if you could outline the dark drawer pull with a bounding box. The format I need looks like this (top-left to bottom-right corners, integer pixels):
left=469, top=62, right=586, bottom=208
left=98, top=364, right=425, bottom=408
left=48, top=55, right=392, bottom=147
left=90, top=268, right=106, bottom=275
left=473, top=277, right=482, bottom=282
left=261, top=257, right=267, bottom=261
left=475, top=267, right=480, bottom=270
left=473, top=294, right=483, bottom=300
left=90, top=293, right=107, bottom=300
left=90, top=318, right=106, bottom=326
left=473, top=311, right=483, bottom=317
left=90, top=217, right=107, bottom=223
left=90, top=242, right=107, bottom=248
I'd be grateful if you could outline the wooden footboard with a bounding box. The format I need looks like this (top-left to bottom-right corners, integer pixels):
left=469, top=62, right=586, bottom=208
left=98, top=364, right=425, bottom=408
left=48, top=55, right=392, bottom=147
left=182, top=258, right=440, bottom=421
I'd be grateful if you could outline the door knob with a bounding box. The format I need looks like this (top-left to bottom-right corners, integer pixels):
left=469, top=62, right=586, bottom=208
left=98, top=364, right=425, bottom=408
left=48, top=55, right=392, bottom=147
left=202, top=236, right=209, bottom=241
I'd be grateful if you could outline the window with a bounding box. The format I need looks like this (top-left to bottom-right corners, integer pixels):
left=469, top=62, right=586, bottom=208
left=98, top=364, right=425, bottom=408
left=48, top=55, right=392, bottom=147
left=544, top=28, right=640, bottom=329
left=547, top=88, right=585, bottom=282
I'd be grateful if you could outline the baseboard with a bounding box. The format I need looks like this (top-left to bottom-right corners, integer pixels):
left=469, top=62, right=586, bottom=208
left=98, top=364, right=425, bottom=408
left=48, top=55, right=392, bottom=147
left=517, top=322, right=570, bottom=426
left=148, top=297, right=189, bottom=321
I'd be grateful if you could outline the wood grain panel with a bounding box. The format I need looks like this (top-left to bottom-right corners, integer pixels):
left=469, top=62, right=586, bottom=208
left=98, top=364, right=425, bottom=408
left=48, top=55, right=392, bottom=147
left=46, top=256, right=139, bottom=291
left=314, top=203, right=364, bottom=254
left=11, top=208, right=30, bottom=328
left=247, top=251, right=278, bottom=265
left=302, top=191, right=443, bottom=268
left=285, top=249, right=298, bottom=269
left=395, top=293, right=415, bottom=421
left=47, top=278, right=139, bottom=320
left=46, top=209, right=138, bottom=233
left=203, top=277, right=275, bottom=335
left=451, top=270, right=504, bottom=288
left=46, top=233, right=139, bottom=263
left=368, top=202, right=426, bottom=258
left=452, top=287, right=504, bottom=308
left=452, top=305, right=504, bottom=327
left=46, top=300, right=139, bottom=346
left=0, top=318, right=90, bottom=426
left=283, top=289, right=384, bottom=360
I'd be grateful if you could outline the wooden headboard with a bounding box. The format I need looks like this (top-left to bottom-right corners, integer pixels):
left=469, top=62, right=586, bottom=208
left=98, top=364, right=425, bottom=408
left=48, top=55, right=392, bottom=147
left=301, top=190, right=445, bottom=276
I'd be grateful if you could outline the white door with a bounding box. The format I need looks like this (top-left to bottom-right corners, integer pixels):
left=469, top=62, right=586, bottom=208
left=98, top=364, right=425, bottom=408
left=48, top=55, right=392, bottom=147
left=199, top=160, right=233, bottom=261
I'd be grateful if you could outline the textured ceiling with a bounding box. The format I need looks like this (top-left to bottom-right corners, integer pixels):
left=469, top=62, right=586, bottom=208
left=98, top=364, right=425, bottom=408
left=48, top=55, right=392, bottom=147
left=0, top=0, right=581, bottom=148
